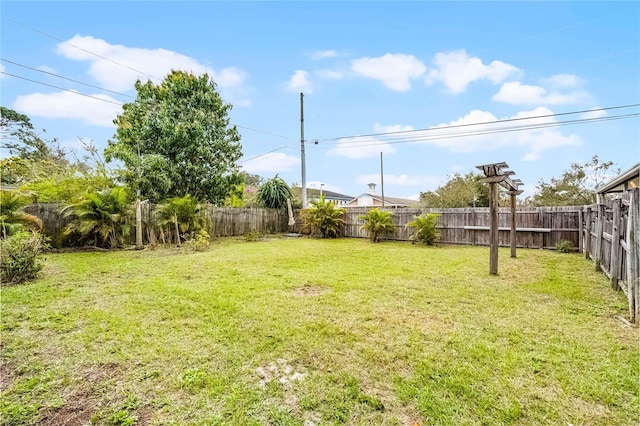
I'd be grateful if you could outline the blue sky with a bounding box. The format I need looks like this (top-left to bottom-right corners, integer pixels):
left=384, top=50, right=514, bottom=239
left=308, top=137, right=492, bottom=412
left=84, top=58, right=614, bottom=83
left=1, top=1, right=639, bottom=200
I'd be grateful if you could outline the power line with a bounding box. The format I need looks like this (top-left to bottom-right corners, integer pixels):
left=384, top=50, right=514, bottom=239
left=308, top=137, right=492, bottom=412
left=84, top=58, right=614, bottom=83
left=238, top=146, right=292, bottom=164
left=5, top=17, right=162, bottom=83
left=314, top=104, right=640, bottom=143
left=320, top=113, right=638, bottom=150
left=235, top=125, right=291, bottom=140
left=1, top=58, right=134, bottom=99
left=2, top=70, right=292, bottom=139
left=1, top=71, right=124, bottom=106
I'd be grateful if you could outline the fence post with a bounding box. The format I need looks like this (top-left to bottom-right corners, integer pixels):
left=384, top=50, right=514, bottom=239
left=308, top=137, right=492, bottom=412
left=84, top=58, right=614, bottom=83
left=610, top=199, right=622, bottom=291
left=578, top=208, right=584, bottom=254
left=594, top=204, right=605, bottom=272
left=510, top=193, right=517, bottom=258
left=584, top=207, right=592, bottom=259
left=489, top=183, right=499, bottom=275
left=626, top=189, right=639, bottom=322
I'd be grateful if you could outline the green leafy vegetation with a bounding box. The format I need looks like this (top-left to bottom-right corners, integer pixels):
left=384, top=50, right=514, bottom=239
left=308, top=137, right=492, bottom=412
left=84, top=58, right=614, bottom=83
left=301, top=195, right=346, bottom=238
left=359, top=208, right=395, bottom=242
left=1, top=240, right=636, bottom=425
left=555, top=239, right=574, bottom=253
left=105, top=70, right=243, bottom=204
left=154, top=195, right=205, bottom=247
left=529, top=155, right=618, bottom=206
left=0, top=231, right=46, bottom=284
left=420, top=171, right=489, bottom=208
left=256, top=175, right=293, bottom=209
left=0, top=190, right=43, bottom=238
left=61, top=187, right=132, bottom=249
left=407, top=213, right=440, bottom=245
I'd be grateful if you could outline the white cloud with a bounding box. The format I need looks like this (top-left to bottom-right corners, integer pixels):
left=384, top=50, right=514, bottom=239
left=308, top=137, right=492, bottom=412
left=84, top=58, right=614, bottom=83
left=356, top=173, right=440, bottom=187
left=581, top=107, right=607, bottom=119
left=37, top=65, right=56, bottom=74
left=309, top=50, right=339, bottom=60
left=408, top=107, right=582, bottom=160
left=287, top=70, right=313, bottom=93
left=56, top=35, right=247, bottom=93
left=373, top=123, right=415, bottom=133
left=240, top=152, right=300, bottom=174
left=492, top=81, right=590, bottom=105
left=351, top=53, right=426, bottom=92
left=542, top=73, right=583, bottom=89
left=425, top=50, right=519, bottom=93
left=327, top=136, right=396, bottom=159
left=14, top=91, right=122, bottom=127
left=315, top=69, right=343, bottom=80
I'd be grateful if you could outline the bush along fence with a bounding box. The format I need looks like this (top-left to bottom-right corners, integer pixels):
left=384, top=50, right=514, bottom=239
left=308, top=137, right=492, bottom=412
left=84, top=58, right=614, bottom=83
left=23, top=203, right=291, bottom=248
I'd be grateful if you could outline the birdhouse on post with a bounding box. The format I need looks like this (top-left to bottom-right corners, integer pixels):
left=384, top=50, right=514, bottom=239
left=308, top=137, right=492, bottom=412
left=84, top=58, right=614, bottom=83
left=476, top=162, right=523, bottom=275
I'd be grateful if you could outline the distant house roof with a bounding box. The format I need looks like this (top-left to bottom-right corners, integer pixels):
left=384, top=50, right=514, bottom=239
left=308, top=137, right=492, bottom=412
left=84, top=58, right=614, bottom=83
left=596, top=162, right=640, bottom=194
left=343, top=193, right=415, bottom=208
left=342, top=183, right=416, bottom=208
left=291, top=186, right=354, bottom=202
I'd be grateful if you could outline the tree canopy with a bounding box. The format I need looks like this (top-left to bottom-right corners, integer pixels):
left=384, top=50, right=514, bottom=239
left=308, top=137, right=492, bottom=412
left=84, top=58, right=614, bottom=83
left=529, top=156, right=618, bottom=206
left=420, top=172, right=489, bottom=208
left=105, top=70, right=243, bottom=204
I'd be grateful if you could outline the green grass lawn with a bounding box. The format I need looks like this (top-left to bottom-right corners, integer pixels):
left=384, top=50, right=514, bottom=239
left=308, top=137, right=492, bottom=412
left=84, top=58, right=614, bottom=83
left=1, top=238, right=638, bottom=425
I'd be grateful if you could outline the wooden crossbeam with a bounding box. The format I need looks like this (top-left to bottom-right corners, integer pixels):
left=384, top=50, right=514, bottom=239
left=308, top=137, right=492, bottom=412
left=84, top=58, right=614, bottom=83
left=476, top=162, right=509, bottom=177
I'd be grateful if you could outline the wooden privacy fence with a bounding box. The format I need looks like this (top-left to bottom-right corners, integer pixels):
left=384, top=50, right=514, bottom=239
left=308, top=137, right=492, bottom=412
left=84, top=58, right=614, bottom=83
left=24, top=203, right=292, bottom=246
left=583, top=189, right=639, bottom=322
left=342, top=206, right=583, bottom=249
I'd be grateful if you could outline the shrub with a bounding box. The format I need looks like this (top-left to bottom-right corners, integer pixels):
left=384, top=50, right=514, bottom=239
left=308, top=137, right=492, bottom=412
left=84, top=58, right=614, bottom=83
left=555, top=239, right=574, bottom=253
left=0, top=231, right=46, bottom=285
left=359, top=208, right=395, bottom=243
left=301, top=195, right=346, bottom=238
left=257, top=175, right=293, bottom=209
left=407, top=213, right=440, bottom=245
left=190, top=229, right=210, bottom=251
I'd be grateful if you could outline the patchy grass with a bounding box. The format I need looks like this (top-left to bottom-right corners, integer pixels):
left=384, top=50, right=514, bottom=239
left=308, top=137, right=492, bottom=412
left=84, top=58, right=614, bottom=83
left=1, top=238, right=637, bottom=425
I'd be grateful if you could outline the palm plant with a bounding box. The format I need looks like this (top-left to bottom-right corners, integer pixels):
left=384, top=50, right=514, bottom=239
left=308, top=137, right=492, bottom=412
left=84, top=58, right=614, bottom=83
left=62, top=187, right=132, bottom=248
left=0, top=190, right=43, bottom=238
left=407, top=213, right=440, bottom=245
left=359, top=208, right=395, bottom=243
left=257, top=175, right=293, bottom=209
left=301, top=195, right=346, bottom=238
left=154, top=195, right=205, bottom=246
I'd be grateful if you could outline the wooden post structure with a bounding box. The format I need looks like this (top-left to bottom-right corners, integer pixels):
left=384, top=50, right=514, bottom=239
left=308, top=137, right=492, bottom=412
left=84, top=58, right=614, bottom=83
left=610, top=198, right=622, bottom=291
left=584, top=206, right=592, bottom=259
left=594, top=203, right=605, bottom=272
left=626, top=189, right=639, bottom=322
left=476, top=162, right=523, bottom=275
left=489, top=182, right=499, bottom=274
left=509, top=179, right=524, bottom=258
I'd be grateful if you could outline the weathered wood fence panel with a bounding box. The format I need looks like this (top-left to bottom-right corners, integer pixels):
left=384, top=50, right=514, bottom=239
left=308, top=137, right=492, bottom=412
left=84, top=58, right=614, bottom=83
left=341, top=206, right=582, bottom=249
left=24, top=204, right=291, bottom=246
left=583, top=189, right=639, bottom=322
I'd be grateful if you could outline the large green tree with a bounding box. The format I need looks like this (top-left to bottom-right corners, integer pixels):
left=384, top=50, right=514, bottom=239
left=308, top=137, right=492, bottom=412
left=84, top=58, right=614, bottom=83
left=420, top=172, right=489, bottom=208
left=529, top=155, right=618, bottom=206
left=105, top=70, right=243, bottom=204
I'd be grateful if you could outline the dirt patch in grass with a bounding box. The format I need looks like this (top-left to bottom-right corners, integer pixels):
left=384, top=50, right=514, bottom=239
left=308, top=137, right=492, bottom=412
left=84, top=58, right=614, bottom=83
left=0, top=361, right=16, bottom=391
left=37, top=362, right=122, bottom=425
left=38, top=389, right=98, bottom=426
left=294, top=284, right=329, bottom=296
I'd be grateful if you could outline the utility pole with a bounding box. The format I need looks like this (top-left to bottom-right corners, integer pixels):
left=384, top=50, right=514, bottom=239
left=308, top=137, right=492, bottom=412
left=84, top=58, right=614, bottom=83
left=300, top=92, right=307, bottom=208
left=380, top=151, right=385, bottom=207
